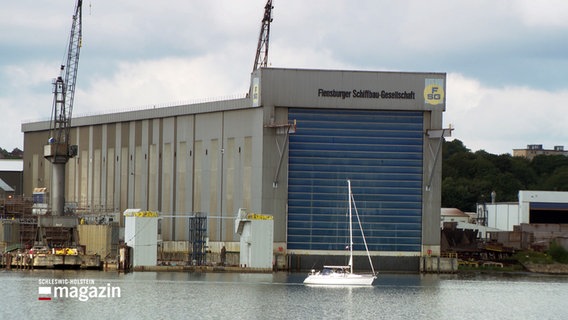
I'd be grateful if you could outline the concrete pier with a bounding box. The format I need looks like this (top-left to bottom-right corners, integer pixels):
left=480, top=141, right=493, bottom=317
left=131, top=265, right=273, bottom=273
left=1, top=252, right=101, bottom=269
left=420, top=256, right=458, bottom=273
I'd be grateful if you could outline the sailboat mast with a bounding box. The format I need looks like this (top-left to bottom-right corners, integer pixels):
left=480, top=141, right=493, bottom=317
left=348, top=179, right=353, bottom=274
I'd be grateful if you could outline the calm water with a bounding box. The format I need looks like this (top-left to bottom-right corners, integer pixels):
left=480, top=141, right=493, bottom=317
left=1, top=269, right=567, bottom=320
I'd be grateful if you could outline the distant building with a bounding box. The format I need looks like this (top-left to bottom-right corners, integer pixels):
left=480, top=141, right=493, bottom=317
left=441, top=208, right=471, bottom=224
left=513, top=144, right=568, bottom=160
left=0, top=178, right=15, bottom=200
left=441, top=208, right=498, bottom=238
left=0, top=159, right=23, bottom=197
left=478, top=190, right=568, bottom=231
left=478, top=202, right=520, bottom=231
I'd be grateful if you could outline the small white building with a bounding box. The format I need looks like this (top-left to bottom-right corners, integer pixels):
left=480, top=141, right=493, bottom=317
left=441, top=208, right=471, bottom=224
left=124, top=209, right=158, bottom=267
left=481, top=202, right=520, bottom=231
left=235, top=208, right=274, bottom=269
left=479, top=190, right=568, bottom=231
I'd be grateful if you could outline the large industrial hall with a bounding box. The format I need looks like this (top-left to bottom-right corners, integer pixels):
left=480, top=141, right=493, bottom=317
left=14, top=0, right=449, bottom=273
left=22, top=67, right=447, bottom=272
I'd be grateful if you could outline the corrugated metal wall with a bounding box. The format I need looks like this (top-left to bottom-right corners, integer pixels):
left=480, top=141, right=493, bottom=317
left=287, top=108, right=423, bottom=252
left=78, top=224, right=114, bottom=256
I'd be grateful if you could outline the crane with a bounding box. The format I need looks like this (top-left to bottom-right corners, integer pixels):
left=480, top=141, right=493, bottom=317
left=44, top=0, right=83, bottom=216
left=252, top=0, right=273, bottom=72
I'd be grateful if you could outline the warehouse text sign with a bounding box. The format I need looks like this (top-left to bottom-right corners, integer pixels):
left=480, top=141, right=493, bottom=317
left=317, top=88, right=416, bottom=100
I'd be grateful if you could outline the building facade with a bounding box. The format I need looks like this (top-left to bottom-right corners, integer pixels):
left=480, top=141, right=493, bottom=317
left=22, top=68, right=447, bottom=271
left=479, top=190, right=568, bottom=232
left=0, top=159, right=23, bottom=197
left=513, top=144, right=568, bottom=160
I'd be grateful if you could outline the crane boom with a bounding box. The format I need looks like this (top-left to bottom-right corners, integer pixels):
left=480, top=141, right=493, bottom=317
left=252, top=0, right=273, bottom=72
left=44, top=0, right=83, bottom=216
left=50, top=0, right=82, bottom=146
left=62, top=0, right=83, bottom=141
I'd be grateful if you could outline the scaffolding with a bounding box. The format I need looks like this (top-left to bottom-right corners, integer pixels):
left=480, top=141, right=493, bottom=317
left=188, top=213, right=207, bottom=265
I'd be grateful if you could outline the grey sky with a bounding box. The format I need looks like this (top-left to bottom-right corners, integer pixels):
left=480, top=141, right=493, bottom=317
left=2, top=0, right=568, bottom=154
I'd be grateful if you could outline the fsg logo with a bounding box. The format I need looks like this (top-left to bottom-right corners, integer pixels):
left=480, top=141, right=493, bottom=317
left=424, top=79, right=444, bottom=106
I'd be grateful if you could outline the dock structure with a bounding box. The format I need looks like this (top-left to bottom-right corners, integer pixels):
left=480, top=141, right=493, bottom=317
left=188, top=213, right=207, bottom=266
left=420, top=254, right=459, bottom=273
left=1, top=250, right=101, bottom=270
left=1, top=213, right=108, bottom=270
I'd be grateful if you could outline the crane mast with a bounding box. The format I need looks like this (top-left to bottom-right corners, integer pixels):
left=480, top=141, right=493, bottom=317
left=44, top=0, right=83, bottom=216
left=252, top=0, right=273, bottom=71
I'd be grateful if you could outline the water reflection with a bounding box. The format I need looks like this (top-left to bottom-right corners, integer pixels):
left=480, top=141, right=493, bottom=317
left=1, top=270, right=567, bottom=320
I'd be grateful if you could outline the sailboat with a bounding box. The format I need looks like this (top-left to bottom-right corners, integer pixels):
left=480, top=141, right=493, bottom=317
left=303, top=180, right=377, bottom=286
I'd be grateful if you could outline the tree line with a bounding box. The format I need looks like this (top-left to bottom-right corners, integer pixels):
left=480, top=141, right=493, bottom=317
left=442, top=139, right=568, bottom=212
left=0, top=148, right=23, bottom=159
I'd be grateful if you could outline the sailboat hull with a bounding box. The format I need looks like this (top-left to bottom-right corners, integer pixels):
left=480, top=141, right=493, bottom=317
left=303, top=273, right=376, bottom=286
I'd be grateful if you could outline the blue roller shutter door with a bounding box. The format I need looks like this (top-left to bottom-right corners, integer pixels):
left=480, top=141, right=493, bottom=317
left=287, top=108, right=423, bottom=252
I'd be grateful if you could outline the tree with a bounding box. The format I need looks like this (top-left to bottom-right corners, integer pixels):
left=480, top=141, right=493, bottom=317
left=0, top=147, right=23, bottom=159
left=539, top=166, right=568, bottom=191
left=440, top=139, right=568, bottom=211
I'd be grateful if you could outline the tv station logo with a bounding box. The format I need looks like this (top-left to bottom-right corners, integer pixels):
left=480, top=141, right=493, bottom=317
left=38, top=278, right=121, bottom=302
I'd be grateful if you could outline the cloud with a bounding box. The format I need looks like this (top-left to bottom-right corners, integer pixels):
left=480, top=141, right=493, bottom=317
left=3, top=0, right=568, bottom=155
left=446, top=73, right=568, bottom=154
left=0, top=3, right=68, bottom=46
left=78, top=54, right=252, bottom=115
left=516, top=0, right=568, bottom=28
left=4, top=62, right=55, bottom=89
left=0, top=61, right=57, bottom=150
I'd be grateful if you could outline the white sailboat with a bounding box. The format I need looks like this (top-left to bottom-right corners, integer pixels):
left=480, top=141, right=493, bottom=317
left=303, top=180, right=377, bottom=286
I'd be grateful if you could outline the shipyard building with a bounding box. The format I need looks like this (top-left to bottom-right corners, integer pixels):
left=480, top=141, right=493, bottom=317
left=21, top=67, right=447, bottom=271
